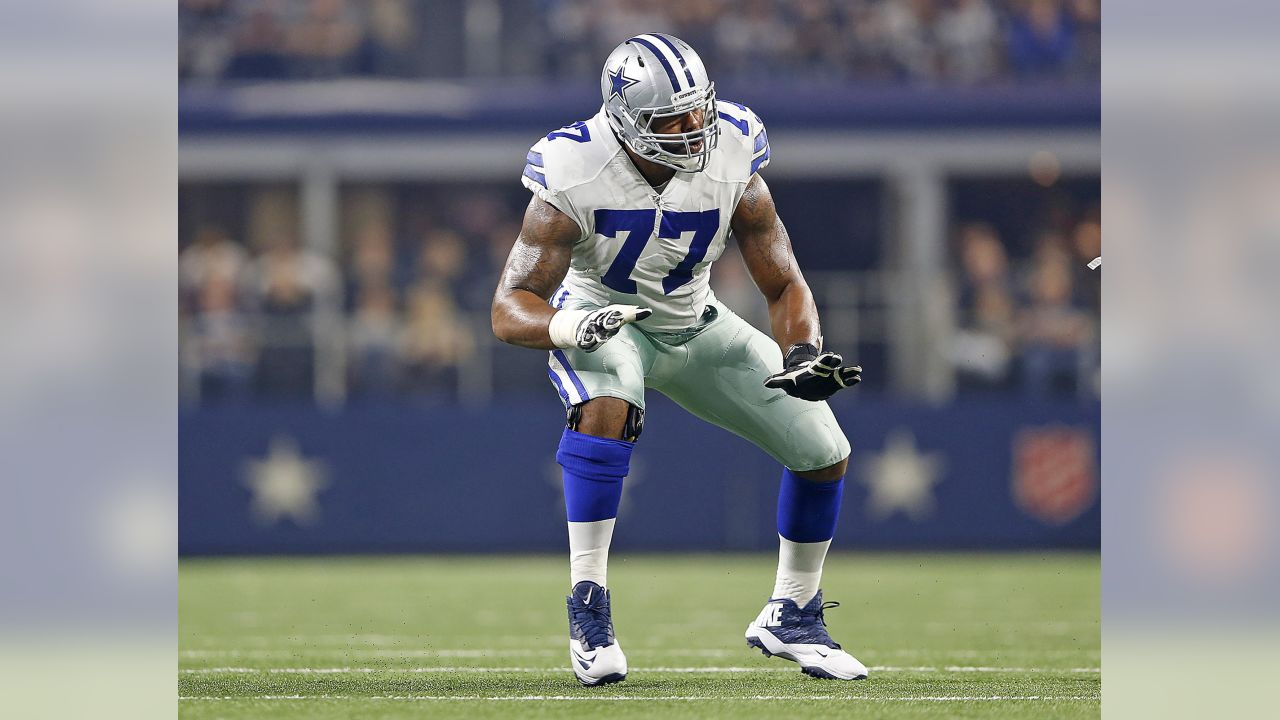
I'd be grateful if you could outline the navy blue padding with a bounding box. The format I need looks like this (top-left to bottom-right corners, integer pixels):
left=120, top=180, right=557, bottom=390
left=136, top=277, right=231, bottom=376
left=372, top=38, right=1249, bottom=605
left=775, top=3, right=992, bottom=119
left=558, top=429, right=635, bottom=522
left=776, top=469, right=844, bottom=543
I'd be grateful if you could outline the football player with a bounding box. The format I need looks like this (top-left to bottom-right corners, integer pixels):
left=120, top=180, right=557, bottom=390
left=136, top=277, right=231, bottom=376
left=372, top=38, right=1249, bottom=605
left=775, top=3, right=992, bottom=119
left=491, top=34, right=867, bottom=685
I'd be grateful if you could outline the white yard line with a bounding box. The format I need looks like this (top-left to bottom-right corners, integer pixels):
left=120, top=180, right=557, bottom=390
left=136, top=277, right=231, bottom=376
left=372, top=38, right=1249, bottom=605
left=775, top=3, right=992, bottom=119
left=180, top=665, right=1100, bottom=674
left=179, top=647, right=1099, bottom=659
left=180, top=649, right=561, bottom=658
left=179, top=694, right=1099, bottom=702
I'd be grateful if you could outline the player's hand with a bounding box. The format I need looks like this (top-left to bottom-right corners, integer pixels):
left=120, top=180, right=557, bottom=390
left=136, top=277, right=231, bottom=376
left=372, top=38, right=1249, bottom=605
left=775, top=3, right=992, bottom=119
left=549, top=304, right=652, bottom=352
left=764, top=342, right=861, bottom=401
left=575, top=304, right=651, bottom=352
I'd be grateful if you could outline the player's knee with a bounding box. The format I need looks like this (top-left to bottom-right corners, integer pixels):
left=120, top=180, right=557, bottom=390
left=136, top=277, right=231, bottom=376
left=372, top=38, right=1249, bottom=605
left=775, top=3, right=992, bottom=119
left=568, top=397, right=644, bottom=442
left=784, top=410, right=850, bottom=480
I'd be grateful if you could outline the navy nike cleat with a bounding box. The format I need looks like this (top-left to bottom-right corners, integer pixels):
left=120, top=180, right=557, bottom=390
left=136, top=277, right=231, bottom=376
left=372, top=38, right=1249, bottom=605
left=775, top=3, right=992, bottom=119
left=745, top=590, right=868, bottom=680
left=566, top=580, right=627, bottom=686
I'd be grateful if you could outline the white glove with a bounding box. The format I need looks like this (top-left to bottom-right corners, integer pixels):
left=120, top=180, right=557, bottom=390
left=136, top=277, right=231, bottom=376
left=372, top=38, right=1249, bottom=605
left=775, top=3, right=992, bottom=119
left=548, top=304, right=652, bottom=352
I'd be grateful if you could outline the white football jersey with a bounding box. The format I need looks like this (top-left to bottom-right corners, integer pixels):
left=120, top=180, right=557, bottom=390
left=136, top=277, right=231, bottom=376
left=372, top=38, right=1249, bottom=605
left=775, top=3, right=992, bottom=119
left=521, top=102, right=771, bottom=332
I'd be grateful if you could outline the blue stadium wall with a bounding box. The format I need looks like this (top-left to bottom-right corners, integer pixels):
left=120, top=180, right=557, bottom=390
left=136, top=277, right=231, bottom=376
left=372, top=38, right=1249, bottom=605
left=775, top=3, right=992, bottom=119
left=180, top=395, right=1099, bottom=554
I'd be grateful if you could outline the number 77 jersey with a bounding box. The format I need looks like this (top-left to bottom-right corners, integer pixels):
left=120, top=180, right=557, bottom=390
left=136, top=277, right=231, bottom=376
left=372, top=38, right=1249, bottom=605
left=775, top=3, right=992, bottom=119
left=521, top=103, right=771, bottom=333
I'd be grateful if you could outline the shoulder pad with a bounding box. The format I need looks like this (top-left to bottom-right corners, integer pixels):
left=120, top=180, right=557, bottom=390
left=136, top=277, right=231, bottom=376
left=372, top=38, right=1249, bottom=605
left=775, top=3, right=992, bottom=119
left=522, top=120, right=613, bottom=199
left=715, top=100, right=770, bottom=181
left=521, top=118, right=614, bottom=240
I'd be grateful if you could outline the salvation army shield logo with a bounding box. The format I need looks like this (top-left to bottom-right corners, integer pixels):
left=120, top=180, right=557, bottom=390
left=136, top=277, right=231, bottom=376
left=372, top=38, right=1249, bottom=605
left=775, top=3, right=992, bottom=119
left=1012, top=427, right=1097, bottom=525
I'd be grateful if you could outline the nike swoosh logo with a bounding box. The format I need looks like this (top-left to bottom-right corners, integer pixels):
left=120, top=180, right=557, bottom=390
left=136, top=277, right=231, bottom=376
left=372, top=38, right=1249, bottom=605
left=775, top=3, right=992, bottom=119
left=585, top=588, right=592, bottom=604
left=572, top=647, right=598, bottom=668
left=815, top=649, right=829, bottom=658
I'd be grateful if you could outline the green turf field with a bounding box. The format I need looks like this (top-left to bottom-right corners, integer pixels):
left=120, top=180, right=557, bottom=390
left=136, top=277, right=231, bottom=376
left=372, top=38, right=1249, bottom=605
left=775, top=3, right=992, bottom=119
left=179, top=553, right=1099, bottom=719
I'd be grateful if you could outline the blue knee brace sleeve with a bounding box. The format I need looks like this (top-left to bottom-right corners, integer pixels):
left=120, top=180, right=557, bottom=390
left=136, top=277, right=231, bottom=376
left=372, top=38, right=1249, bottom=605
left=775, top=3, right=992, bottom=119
left=777, top=468, right=844, bottom=543
left=557, top=428, right=634, bottom=522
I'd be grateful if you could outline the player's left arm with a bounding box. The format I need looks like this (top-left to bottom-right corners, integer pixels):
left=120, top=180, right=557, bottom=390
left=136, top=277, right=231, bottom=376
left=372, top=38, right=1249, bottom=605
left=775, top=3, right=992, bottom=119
left=732, top=174, right=818, bottom=352
left=732, top=174, right=861, bottom=400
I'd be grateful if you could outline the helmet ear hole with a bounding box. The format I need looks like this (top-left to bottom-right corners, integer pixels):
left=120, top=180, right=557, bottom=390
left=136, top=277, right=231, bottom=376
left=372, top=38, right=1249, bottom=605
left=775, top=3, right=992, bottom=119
left=636, top=57, right=645, bottom=67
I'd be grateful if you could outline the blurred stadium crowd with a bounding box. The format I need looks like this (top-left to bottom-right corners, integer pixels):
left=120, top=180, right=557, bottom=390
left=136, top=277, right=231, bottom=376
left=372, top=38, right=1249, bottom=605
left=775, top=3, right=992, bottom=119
left=950, top=209, right=1099, bottom=396
left=179, top=180, right=1099, bottom=403
left=180, top=0, right=1099, bottom=84
left=178, top=0, right=1099, bottom=405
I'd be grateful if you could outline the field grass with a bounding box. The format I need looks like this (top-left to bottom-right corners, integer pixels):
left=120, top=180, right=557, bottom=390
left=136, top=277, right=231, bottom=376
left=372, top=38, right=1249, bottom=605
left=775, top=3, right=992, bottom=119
left=179, top=553, right=1099, bottom=719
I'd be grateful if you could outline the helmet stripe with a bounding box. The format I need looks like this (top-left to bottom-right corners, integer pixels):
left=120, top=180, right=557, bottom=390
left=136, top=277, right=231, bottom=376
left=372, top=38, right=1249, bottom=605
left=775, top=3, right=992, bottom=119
left=650, top=34, right=696, bottom=87
left=627, top=36, right=682, bottom=91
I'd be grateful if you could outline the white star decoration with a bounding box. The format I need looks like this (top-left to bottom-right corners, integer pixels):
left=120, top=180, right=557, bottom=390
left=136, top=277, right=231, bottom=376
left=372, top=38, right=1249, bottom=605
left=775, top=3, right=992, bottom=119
left=858, top=429, right=944, bottom=521
left=243, top=436, right=328, bottom=526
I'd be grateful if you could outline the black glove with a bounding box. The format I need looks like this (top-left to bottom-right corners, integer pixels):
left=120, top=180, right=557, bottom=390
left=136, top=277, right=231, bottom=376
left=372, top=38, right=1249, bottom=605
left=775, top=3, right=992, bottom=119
left=764, top=342, right=862, bottom=401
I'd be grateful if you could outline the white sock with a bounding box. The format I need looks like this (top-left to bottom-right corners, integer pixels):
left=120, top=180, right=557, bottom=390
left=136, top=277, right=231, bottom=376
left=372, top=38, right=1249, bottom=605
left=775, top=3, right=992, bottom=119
left=568, top=518, right=615, bottom=588
left=772, top=535, right=831, bottom=605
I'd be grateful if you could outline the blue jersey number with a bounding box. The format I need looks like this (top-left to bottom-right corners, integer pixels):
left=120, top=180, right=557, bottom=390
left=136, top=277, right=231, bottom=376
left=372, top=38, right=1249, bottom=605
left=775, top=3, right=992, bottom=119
left=547, top=121, right=592, bottom=143
left=596, top=208, right=720, bottom=295
left=717, top=101, right=752, bottom=136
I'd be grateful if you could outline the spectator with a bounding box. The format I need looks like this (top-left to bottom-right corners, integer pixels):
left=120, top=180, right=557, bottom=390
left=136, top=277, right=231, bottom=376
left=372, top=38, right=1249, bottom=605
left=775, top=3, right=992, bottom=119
left=180, top=225, right=247, bottom=313
left=844, top=1, right=898, bottom=80
left=399, top=281, right=476, bottom=396
left=1007, top=0, right=1076, bottom=78
left=1017, top=244, right=1091, bottom=396
left=347, top=220, right=397, bottom=305
left=417, top=230, right=467, bottom=286
left=951, top=223, right=1017, bottom=390
left=936, top=0, right=999, bottom=83
left=789, top=0, right=846, bottom=79
left=1070, top=211, right=1102, bottom=307
left=187, top=265, right=254, bottom=402
left=183, top=0, right=1099, bottom=84
left=285, top=0, right=363, bottom=79
left=179, top=0, right=235, bottom=80
left=714, top=0, right=794, bottom=80
left=223, top=5, right=288, bottom=80
left=245, top=234, right=338, bottom=400
left=1067, top=0, right=1100, bottom=77
left=355, top=0, right=419, bottom=77
left=348, top=283, right=402, bottom=397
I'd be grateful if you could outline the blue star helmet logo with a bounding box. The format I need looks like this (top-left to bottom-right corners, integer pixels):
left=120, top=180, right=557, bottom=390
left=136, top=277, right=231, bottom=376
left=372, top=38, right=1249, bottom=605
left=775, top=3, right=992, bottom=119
left=608, top=65, right=639, bottom=101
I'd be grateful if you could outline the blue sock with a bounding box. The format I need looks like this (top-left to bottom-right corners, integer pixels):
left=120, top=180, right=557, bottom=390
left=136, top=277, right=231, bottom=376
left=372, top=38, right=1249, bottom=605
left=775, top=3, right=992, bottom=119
left=776, top=468, right=844, bottom=543
left=557, top=428, right=634, bottom=522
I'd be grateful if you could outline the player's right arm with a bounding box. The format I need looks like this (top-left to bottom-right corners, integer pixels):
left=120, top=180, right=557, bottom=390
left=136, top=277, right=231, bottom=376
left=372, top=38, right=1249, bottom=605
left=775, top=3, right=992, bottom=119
left=491, top=195, right=577, bottom=349
left=491, top=196, right=650, bottom=352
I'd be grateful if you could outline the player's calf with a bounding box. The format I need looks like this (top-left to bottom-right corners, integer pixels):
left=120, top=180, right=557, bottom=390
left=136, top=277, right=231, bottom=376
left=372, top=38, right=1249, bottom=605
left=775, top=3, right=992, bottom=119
left=557, top=399, right=642, bottom=686
left=748, top=465, right=867, bottom=679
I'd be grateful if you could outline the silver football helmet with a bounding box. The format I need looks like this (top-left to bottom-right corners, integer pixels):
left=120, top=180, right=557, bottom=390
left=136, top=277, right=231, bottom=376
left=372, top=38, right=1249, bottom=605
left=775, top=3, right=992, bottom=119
left=600, top=33, right=719, bottom=173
